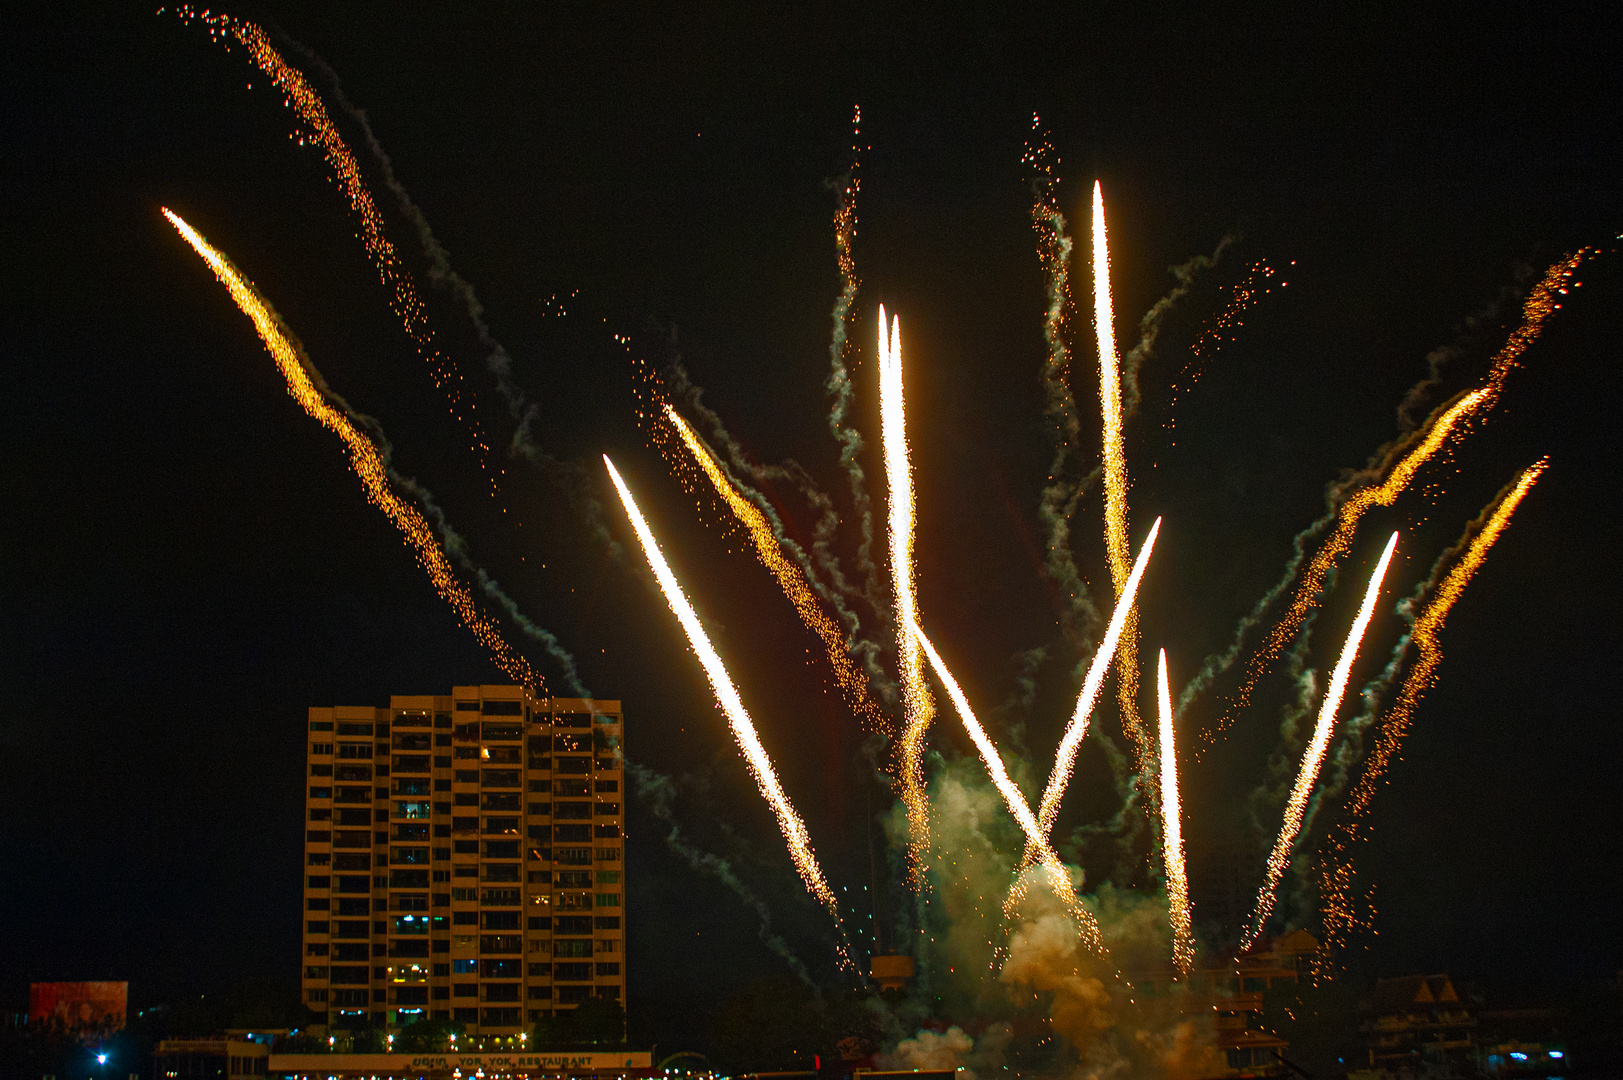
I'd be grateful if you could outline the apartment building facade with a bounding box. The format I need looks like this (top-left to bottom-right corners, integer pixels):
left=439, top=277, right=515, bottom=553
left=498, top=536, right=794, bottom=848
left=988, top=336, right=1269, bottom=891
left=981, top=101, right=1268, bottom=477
left=300, top=686, right=626, bottom=1035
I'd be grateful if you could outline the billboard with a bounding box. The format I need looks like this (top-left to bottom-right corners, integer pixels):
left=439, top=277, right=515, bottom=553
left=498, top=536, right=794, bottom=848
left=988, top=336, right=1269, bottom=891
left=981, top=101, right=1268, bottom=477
left=28, top=982, right=128, bottom=1038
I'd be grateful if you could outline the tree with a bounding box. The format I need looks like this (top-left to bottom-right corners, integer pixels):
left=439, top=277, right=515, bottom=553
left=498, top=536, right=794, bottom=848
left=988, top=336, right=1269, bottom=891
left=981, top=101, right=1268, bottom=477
left=532, top=997, right=627, bottom=1050
left=707, top=975, right=826, bottom=1075
left=396, top=1017, right=467, bottom=1053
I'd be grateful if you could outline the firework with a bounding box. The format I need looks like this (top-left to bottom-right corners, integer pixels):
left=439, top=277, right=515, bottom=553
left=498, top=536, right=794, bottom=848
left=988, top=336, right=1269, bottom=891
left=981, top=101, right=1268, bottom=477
left=175, top=11, right=495, bottom=484
left=1244, top=530, right=1398, bottom=948
left=1035, top=517, right=1163, bottom=838
left=914, top=625, right=1104, bottom=952
left=663, top=404, right=886, bottom=733
left=602, top=456, right=852, bottom=963
left=880, top=306, right=938, bottom=886
left=161, top=208, right=541, bottom=689
left=1231, top=253, right=1590, bottom=717
left=1092, top=182, right=1147, bottom=764
left=1316, top=462, right=1545, bottom=957
left=1156, top=650, right=1195, bottom=974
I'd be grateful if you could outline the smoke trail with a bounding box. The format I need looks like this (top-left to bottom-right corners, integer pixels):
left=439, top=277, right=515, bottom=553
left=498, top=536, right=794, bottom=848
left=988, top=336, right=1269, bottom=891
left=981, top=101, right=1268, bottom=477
left=1090, top=182, right=1149, bottom=765
left=914, top=625, right=1105, bottom=953
left=604, top=456, right=854, bottom=967
left=1023, top=120, right=1105, bottom=656
left=664, top=405, right=889, bottom=735
left=823, top=106, right=885, bottom=614
left=879, top=308, right=938, bottom=887
left=176, top=12, right=498, bottom=487
left=1120, top=236, right=1235, bottom=422
left=626, top=762, right=816, bottom=986
left=163, top=208, right=544, bottom=690
left=1243, top=532, right=1398, bottom=949
left=1154, top=651, right=1195, bottom=974
left=1179, top=250, right=1592, bottom=723
left=1314, top=463, right=1544, bottom=962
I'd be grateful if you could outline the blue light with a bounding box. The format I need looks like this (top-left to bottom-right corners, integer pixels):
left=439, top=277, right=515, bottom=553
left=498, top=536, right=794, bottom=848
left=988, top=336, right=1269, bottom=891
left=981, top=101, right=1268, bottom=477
left=97, top=1055, right=108, bottom=1065
left=1549, top=1051, right=1564, bottom=1060
left=1511, top=1052, right=1528, bottom=1061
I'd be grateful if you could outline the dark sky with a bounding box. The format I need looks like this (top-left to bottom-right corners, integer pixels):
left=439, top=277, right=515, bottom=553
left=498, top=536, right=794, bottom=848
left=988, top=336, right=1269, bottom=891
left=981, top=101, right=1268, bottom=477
left=3, top=0, right=1621, bottom=1030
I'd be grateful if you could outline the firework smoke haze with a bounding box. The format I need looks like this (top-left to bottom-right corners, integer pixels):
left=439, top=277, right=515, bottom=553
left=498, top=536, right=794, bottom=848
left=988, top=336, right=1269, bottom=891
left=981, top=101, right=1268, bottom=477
left=1156, top=650, right=1195, bottom=974
left=1091, top=182, right=1148, bottom=763
left=879, top=306, right=937, bottom=886
left=1245, top=530, right=1399, bottom=948
left=602, top=456, right=851, bottom=962
left=663, top=404, right=887, bottom=734
left=914, top=624, right=1105, bottom=951
left=161, top=208, right=543, bottom=690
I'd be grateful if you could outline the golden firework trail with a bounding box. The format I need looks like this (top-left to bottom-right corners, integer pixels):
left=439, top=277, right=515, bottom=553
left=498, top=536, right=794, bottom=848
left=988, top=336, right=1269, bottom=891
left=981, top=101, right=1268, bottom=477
left=1317, top=462, right=1545, bottom=957
left=1243, top=530, right=1398, bottom=949
left=1230, top=252, right=1589, bottom=718
left=1036, top=517, right=1162, bottom=837
left=1004, top=517, right=1161, bottom=914
left=1156, top=649, right=1195, bottom=975
left=602, top=455, right=852, bottom=962
left=663, top=404, right=887, bottom=734
left=175, top=9, right=495, bottom=486
left=879, top=305, right=937, bottom=886
left=161, top=208, right=541, bottom=689
left=914, top=625, right=1104, bottom=953
left=1091, top=181, right=1147, bottom=764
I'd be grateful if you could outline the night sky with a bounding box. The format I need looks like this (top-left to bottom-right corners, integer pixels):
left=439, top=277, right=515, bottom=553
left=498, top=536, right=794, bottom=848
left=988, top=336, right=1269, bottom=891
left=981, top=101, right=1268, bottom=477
left=3, top=0, right=1621, bottom=1034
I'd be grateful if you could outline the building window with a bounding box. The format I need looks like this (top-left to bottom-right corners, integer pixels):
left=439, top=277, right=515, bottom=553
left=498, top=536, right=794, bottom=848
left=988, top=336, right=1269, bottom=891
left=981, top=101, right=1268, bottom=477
left=554, top=940, right=593, bottom=958
left=481, top=864, right=521, bottom=883
left=595, top=802, right=621, bottom=816
left=594, top=824, right=621, bottom=838
left=555, top=916, right=593, bottom=934
left=307, top=852, right=331, bottom=866
left=336, top=743, right=373, bottom=759
left=307, top=875, right=331, bottom=889
left=306, top=943, right=329, bottom=956
left=307, top=989, right=328, bottom=1003
left=310, top=764, right=334, bottom=777
left=483, top=840, right=521, bottom=859
left=594, top=939, right=618, bottom=954
left=557, top=986, right=590, bottom=1005
left=594, top=916, right=620, bottom=930
left=594, top=893, right=620, bottom=908
left=557, top=870, right=592, bottom=888
left=481, top=911, right=521, bottom=931
left=480, top=1007, right=522, bottom=1026
left=481, top=701, right=523, bottom=717
left=309, top=787, right=332, bottom=800
left=482, top=887, right=521, bottom=905
left=481, top=984, right=521, bottom=1002
left=309, top=809, right=332, bottom=822
left=594, top=846, right=621, bottom=863
left=336, top=723, right=374, bottom=736
left=453, top=983, right=478, bottom=998
left=395, top=801, right=432, bottom=819
left=310, top=722, right=335, bottom=732
left=306, top=920, right=330, bottom=934
left=333, top=853, right=370, bottom=871
left=528, top=986, right=552, bottom=1000
left=307, top=898, right=330, bottom=911
left=595, top=963, right=620, bottom=977
left=596, top=871, right=620, bottom=884
left=480, top=935, right=523, bottom=954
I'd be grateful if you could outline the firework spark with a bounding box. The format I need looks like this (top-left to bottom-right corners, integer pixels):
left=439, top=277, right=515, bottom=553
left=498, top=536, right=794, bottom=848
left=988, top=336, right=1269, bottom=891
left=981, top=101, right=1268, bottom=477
left=1229, top=253, right=1590, bottom=719
left=914, top=626, right=1104, bottom=952
left=1316, top=462, right=1545, bottom=957
left=161, top=207, right=541, bottom=688
left=1092, top=181, right=1147, bottom=765
left=1244, top=530, right=1399, bottom=948
left=663, top=404, right=887, bottom=734
left=1156, top=650, right=1195, bottom=974
left=1036, top=517, right=1162, bottom=838
left=603, top=455, right=852, bottom=962
left=880, top=306, right=938, bottom=885
left=174, top=10, right=496, bottom=485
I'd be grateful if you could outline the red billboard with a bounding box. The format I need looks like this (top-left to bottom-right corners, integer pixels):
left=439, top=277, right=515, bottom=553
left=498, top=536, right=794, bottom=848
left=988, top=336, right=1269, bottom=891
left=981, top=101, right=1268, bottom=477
left=28, top=982, right=127, bottom=1038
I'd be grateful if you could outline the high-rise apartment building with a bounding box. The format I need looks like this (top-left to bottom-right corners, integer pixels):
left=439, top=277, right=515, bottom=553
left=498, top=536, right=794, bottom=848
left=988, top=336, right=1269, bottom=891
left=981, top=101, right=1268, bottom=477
left=300, top=686, right=626, bottom=1035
